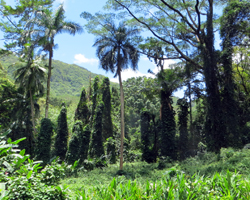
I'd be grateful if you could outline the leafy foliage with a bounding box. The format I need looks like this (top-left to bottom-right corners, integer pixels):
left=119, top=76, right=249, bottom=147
left=74, top=87, right=89, bottom=126
left=89, top=102, right=105, bottom=159
left=78, top=124, right=91, bottom=164
left=177, top=98, right=189, bottom=160
left=35, top=118, right=53, bottom=166
left=55, top=103, right=68, bottom=161
left=0, top=129, right=69, bottom=199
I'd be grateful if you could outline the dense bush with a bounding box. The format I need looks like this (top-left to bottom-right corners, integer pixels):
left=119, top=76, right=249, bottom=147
left=0, top=129, right=68, bottom=199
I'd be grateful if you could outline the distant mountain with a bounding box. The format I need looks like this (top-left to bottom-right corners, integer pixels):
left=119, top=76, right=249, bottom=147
left=0, top=53, right=117, bottom=96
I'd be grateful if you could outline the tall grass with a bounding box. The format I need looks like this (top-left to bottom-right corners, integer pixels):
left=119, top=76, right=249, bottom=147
left=62, top=148, right=250, bottom=199
left=73, top=170, right=250, bottom=199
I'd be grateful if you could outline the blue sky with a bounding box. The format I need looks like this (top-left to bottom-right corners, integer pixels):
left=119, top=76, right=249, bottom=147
left=1, top=0, right=223, bottom=97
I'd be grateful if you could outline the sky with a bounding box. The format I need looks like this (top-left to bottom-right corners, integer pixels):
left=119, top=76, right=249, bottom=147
left=0, top=0, right=223, bottom=98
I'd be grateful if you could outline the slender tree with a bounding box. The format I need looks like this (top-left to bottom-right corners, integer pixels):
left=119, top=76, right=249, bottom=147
left=66, top=122, right=81, bottom=165
left=93, top=22, right=140, bottom=170
left=177, top=98, right=189, bottom=160
left=141, top=111, right=155, bottom=163
left=101, top=77, right=116, bottom=163
left=55, top=103, right=68, bottom=161
left=78, top=124, right=91, bottom=164
left=101, top=77, right=113, bottom=141
left=75, top=87, right=89, bottom=126
left=89, top=102, right=105, bottom=159
left=13, top=53, right=46, bottom=134
left=91, top=76, right=100, bottom=124
left=29, top=4, right=83, bottom=118
left=220, top=0, right=250, bottom=148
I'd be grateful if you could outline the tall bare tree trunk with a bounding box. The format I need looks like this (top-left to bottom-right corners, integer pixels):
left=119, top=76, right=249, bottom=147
left=30, top=89, right=37, bottom=135
left=118, top=69, right=125, bottom=171
left=45, top=50, right=52, bottom=118
left=29, top=89, right=36, bottom=157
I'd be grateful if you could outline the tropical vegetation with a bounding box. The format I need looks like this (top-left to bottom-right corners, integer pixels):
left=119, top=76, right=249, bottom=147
left=0, top=0, right=250, bottom=199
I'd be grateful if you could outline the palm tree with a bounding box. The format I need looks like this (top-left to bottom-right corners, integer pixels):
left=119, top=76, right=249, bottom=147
left=93, top=22, right=140, bottom=170
left=13, top=53, right=46, bottom=134
left=31, top=5, right=83, bottom=118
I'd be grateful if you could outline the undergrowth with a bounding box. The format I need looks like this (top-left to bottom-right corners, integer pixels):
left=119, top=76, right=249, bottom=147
left=62, top=148, right=250, bottom=199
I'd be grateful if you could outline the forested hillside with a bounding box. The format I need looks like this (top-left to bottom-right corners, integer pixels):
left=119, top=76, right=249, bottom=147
left=0, top=0, right=250, bottom=199
left=0, top=53, right=117, bottom=96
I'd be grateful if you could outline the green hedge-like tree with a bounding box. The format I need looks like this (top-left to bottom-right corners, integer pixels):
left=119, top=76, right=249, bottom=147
left=75, top=87, right=89, bottom=126
left=160, top=89, right=176, bottom=160
left=141, top=111, right=155, bottom=163
left=78, top=124, right=91, bottom=164
left=89, top=102, right=105, bottom=159
left=55, top=103, right=68, bottom=161
left=66, top=122, right=81, bottom=165
left=101, top=77, right=116, bottom=163
left=101, top=77, right=113, bottom=141
left=219, top=0, right=250, bottom=148
left=91, top=76, right=100, bottom=122
left=177, top=98, right=189, bottom=160
left=36, top=118, right=53, bottom=165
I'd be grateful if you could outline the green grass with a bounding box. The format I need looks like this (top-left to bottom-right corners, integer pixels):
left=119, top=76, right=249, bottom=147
left=61, top=148, right=250, bottom=199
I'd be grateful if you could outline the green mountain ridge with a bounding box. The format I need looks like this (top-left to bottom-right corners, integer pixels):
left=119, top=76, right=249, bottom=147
left=0, top=53, right=117, bottom=96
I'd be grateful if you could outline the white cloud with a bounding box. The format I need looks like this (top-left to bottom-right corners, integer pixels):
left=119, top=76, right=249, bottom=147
left=110, top=59, right=176, bottom=83
left=110, top=68, right=154, bottom=83
left=74, top=54, right=98, bottom=65
left=152, top=59, right=176, bottom=74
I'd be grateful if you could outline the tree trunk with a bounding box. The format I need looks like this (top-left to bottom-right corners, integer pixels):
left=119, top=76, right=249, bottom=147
left=30, top=89, right=36, bottom=135
left=29, top=89, right=36, bottom=157
left=118, top=69, right=125, bottom=171
left=45, top=49, right=52, bottom=118
left=203, top=1, right=225, bottom=153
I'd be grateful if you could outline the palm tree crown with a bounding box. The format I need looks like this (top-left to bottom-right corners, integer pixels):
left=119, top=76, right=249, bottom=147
left=28, top=4, right=83, bottom=118
left=93, top=22, right=140, bottom=76
left=13, top=53, right=46, bottom=138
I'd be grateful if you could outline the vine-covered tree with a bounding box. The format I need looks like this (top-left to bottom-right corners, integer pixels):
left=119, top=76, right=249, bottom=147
left=177, top=98, right=189, bottom=160
left=35, top=118, right=53, bottom=165
left=101, top=77, right=116, bottom=163
left=55, top=103, right=68, bottom=161
left=141, top=111, right=155, bottom=163
left=220, top=0, right=250, bottom=148
left=78, top=124, right=91, bottom=164
left=158, top=68, right=184, bottom=160
left=66, top=122, right=81, bottom=165
left=91, top=76, right=100, bottom=123
left=101, top=77, right=113, bottom=141
left=75, top=87, right=89, bottom=126
left=89, top=102, right=105, bottom=159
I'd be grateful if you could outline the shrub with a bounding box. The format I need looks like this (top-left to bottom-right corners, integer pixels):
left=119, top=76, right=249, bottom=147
left=0, top=129, right=69, bottom=199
